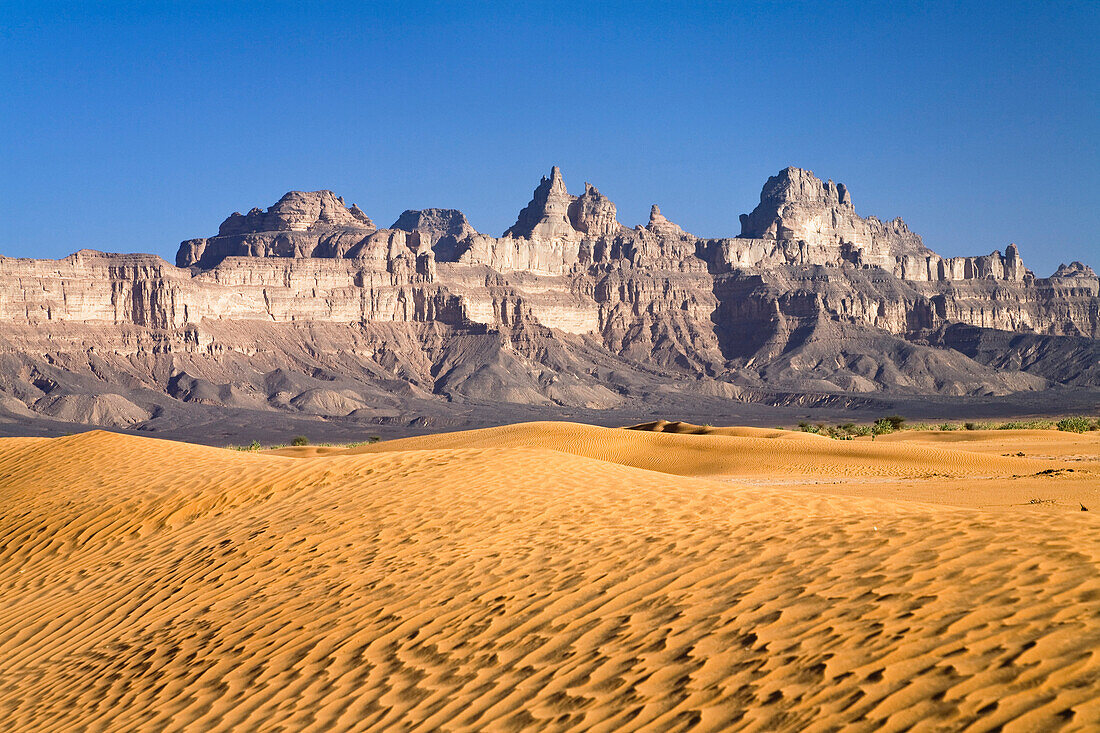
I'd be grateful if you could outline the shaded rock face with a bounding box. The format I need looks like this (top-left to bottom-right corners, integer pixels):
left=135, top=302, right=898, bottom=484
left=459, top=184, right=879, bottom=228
left=1053, top=261, right=1098, bottom=279
left=1, top=166, right=1098, bottom=429
left=392, top=208, right=476, bottom=242
left=391, top=208, right=478, bottom=261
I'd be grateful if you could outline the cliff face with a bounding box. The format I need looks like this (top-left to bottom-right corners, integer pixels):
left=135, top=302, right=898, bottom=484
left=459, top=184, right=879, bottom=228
left=170, top=167, right=1100, bottom=342
left=0, top=167, right=1097, bottom=428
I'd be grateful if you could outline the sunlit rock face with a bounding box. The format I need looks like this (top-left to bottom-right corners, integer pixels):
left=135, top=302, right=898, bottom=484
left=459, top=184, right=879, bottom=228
left=31, top=165, right=1100, bottom=347
left=569, top=183, right=623, bottom=238
left=176, top=190, right=380, bottom=270
left=0, top=165, right=1097, bottom=427
left=737, top=166, right=928, bottom=269
left=504, top=166, right=579, bottom=241
left=219, top=190, right=375, bottom=235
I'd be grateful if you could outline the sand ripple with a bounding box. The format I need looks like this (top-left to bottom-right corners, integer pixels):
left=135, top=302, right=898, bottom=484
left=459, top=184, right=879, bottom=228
left=1, top=426, right=1098, bottom=731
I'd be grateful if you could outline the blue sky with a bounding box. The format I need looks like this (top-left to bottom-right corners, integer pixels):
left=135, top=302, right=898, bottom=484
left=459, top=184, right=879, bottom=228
left=1, top=1, right=1097, bottom=275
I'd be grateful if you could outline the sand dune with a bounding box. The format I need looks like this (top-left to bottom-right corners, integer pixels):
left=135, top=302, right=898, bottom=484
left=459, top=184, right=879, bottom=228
left=324, top=421, right=1061, bottom=478
left=2, top=425, right=1099, bottom=731
left=876, top=427, right=1100, bottom=460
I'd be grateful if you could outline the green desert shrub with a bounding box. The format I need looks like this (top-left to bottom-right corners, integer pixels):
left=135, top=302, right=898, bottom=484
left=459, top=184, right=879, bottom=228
left=343, top=436, right=381, bottom=448
left=994, top=419, right=1054, bottom=430
left=882, top=415, right=906, bottom=431
left=231, top=440, right=264, bottom=451
left=872, top=418, right=896, bottom=435
left=291, top=435, right=310, bottom=446
left=1057, top=416, right=1093, bottom=433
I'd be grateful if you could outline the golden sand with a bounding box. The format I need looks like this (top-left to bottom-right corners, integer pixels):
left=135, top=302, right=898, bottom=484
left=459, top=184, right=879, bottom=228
left=2, top=423, right=1098, bottom=731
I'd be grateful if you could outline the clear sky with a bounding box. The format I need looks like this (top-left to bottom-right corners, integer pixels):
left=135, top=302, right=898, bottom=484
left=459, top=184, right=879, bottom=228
left=1, top=1, right=1097, bottom=275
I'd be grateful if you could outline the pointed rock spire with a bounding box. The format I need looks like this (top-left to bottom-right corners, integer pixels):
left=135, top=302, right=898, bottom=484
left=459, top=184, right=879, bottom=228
left=504, top=166, right=581, bottom=239
left=646, top=204, right=685, bottom=236
left=548, top=166, right=566, bottom=193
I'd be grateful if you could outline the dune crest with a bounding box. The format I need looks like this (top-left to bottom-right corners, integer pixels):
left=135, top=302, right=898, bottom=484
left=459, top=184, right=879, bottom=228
left=333, top=421, right=1056, bottom=478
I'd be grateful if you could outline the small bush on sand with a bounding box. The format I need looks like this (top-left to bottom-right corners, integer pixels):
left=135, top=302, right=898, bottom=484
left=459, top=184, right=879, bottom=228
left=1057, top=416, right=1093, bottom=433
left=291, top=435, right=310, bottom=446
left=883, top=415, right=906, bottom=431
left=872, top=418, right=896, bottom=435
left=231, top=440, right=264, bottom=451
left=995, top=419, right=1054, bottom=430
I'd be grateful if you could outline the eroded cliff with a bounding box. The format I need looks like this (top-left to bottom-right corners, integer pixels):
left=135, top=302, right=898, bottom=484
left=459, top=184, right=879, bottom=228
left=1, top=166, right=1097, bottom=429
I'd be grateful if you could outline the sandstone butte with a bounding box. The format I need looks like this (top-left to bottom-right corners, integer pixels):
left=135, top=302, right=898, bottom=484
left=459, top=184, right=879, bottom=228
left=0, top=166, right=1097, bottom=430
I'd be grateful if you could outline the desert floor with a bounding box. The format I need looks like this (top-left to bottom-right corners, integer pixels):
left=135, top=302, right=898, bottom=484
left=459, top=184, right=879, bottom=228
left=1, top=421, right=1098, bottom=731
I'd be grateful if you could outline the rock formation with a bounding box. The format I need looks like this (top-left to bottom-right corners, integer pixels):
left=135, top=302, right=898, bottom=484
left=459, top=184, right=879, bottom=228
left=177, top=190, right=380, bottom=270
left=0, top=166, right=1097, bottom=431
left=1052, top=261, right=1098, bottom=279
left=646, top=205, right=686, bottom=237
left=391, top=208, right=478, bottom=261
left=569, top=183, right=623, bottom=238
left=504, top=166, right=579, bottom=240
left=218, top=190, right=375, bottom=235
left=738, top=166, right=928, bottom=266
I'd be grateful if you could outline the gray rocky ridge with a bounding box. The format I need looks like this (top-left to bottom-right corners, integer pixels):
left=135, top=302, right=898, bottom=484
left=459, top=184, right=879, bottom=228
left=0, top=166, right=1097, bottom=432
left=1053, top=261, right=1097, bottom=279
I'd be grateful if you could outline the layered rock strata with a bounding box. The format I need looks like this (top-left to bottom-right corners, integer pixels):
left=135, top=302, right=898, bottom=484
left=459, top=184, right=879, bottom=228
left=0, top=166, right=1097, bottom=427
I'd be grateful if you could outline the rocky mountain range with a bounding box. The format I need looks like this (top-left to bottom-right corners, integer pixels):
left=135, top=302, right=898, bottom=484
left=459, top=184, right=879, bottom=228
left=1, top=166, right=1097, bottom=439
